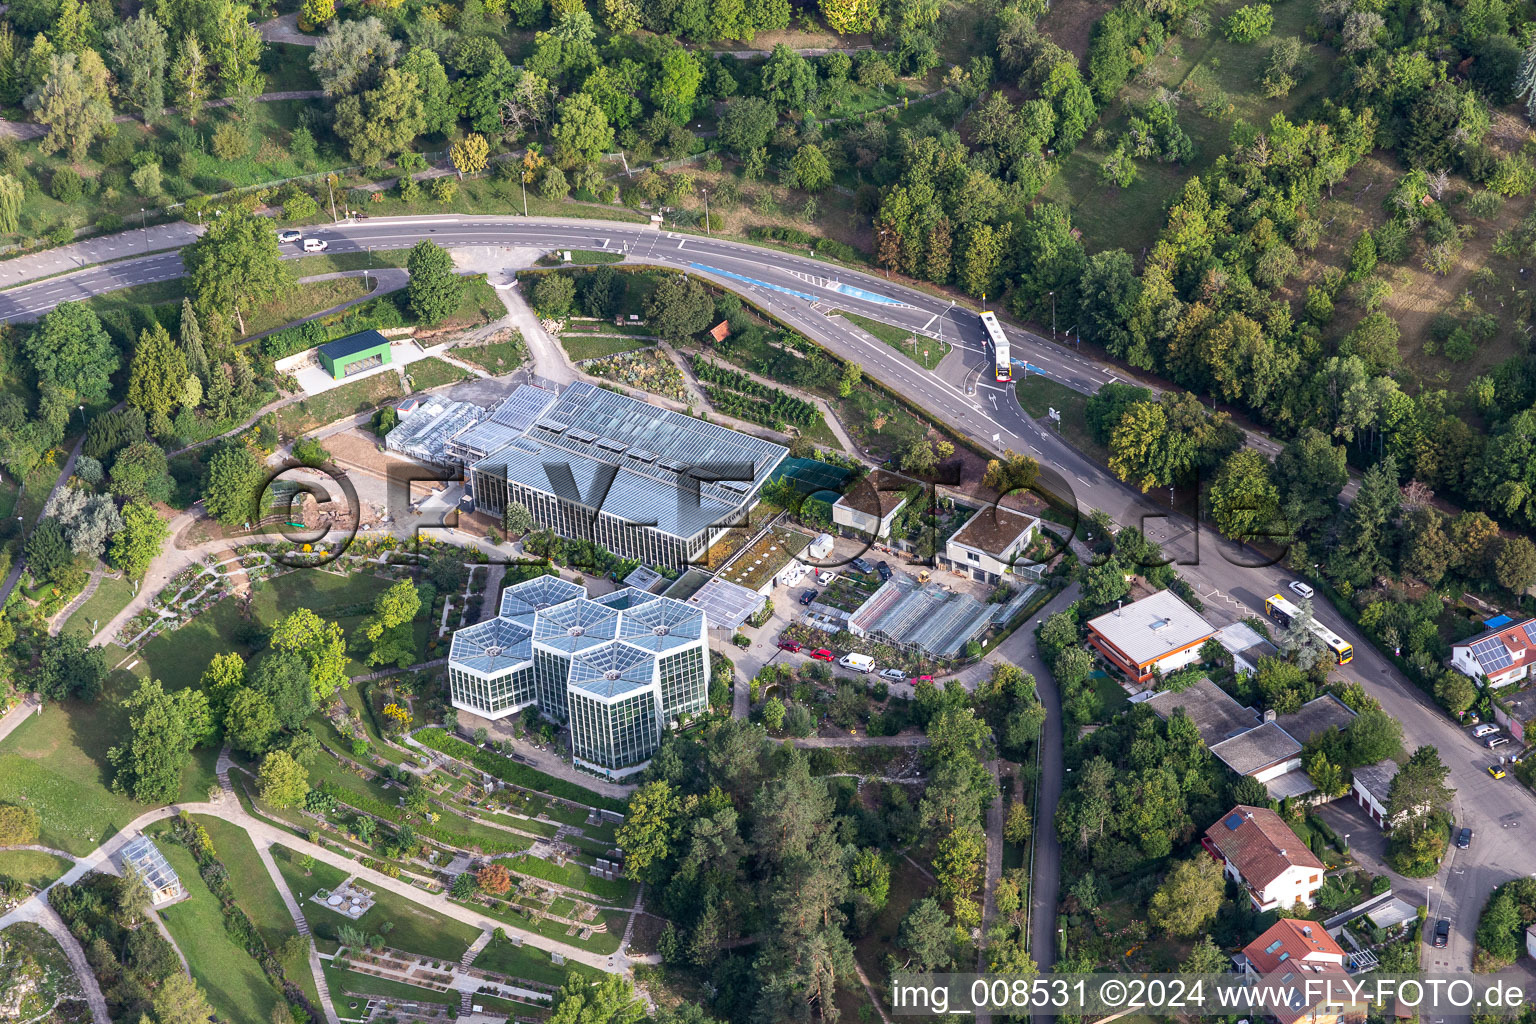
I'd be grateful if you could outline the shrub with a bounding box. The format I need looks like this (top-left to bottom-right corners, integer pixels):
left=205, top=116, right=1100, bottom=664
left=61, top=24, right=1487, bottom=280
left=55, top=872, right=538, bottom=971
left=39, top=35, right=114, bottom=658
left=432, top=177, right=458, bottom=204
left=51, top=167, right=84, bottom=202
left=212, top=121, right=251, bottom=161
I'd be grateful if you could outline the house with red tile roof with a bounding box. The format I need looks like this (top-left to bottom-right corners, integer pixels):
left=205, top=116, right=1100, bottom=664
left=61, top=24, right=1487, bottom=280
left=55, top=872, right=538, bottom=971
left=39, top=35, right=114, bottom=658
left=1450, top=618, right=1536, bottom=688
left=1204, top=806, right=1325, bottom=911
left=1237, top=919, right=1363, bottom=1024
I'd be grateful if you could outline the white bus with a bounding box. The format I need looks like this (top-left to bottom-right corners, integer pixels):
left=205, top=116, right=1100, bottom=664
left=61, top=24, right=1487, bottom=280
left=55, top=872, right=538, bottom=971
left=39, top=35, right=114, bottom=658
left=1264, top=592, right=1353, bottom=665
left=981, top=311, right=1011, bottom=382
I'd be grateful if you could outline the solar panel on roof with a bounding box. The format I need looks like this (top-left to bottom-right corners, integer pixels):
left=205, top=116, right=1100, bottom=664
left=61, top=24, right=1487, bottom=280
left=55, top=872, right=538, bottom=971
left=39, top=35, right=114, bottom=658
left=1225, top=812, right=1244, bottom=831
left=1472, top=636, right=1515, bottom=672
left=1524, top=621, right=1536, bottom=647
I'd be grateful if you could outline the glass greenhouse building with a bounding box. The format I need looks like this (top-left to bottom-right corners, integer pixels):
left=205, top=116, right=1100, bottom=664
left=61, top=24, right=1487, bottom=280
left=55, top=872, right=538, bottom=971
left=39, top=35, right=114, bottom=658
left=447, top=574, right=710, bottom=778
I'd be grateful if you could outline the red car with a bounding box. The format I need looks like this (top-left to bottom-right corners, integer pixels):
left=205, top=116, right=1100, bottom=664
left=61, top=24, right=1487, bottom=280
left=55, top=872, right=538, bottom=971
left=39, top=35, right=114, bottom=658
left=912, top=674, right=934, bottom=682
left=810, top=649, right=834, bottom=661
left=778, top=639, right=802, bottom=653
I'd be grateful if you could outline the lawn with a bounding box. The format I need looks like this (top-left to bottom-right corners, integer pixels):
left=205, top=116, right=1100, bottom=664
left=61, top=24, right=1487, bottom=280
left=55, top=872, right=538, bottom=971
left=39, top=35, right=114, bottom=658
left=405, top=357, right=473, bottom=392
left=244, top=277, right=373, bottom=336
left=1014, top=375, right=1107, bottom=465
left=147, top=828, right=281, bottom=1024
left=476, top=933, right=602, bottom=988
left=272, top=847, right=478, bottom=960
left=829, top=309, right=950, bottom=370
left=835, top=386, right=927, bottom=460
left=134, top=571, right=396, bottom=691
left=63, top=574, right=135, bottom=635
left=275, top=373, right=405, bottom=436
left=561, top=334, right=652, bottom=362
left=324, top=960, right=457, bottom=1017
left=452, top=335, right=528, bottom=375
left=0, top=675, right=219, bottom=856
left=291, top=251, right=410, bottom=275
left=0, top=848, right=73, bottom=888
left=194, top=816, right=293, bottom=947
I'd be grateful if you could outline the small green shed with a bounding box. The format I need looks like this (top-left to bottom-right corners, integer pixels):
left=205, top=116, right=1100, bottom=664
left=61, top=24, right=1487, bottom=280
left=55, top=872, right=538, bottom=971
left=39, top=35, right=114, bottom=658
left=317, top=330, right=392, bottom=379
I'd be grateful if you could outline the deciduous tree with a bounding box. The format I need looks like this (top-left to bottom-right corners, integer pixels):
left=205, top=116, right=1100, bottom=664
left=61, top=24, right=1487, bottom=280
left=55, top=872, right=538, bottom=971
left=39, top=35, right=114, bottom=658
left=258, top=749, right=310, bottom=808
left=406, top=239, right=463, bottom=324
left=108, top=678, right=191, bottom=803
left=1148, top=855, right=1224, bottom=936
left=104, top=10, right=167, bottom=121
left=26, top=48, right=112, bottom=160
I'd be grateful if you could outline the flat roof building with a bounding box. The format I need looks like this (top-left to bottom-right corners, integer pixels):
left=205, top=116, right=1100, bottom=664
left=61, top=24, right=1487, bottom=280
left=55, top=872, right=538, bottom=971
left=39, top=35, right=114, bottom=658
left=832, top=471, right=911, bottom=539
left=318, top=330, right=393, bottom=380
left=469, top=382, right=788, bottom=568
left=1145, top=677, right=1261, bottom=745
left=448, top=575, right=709, bottom=778
left=1086, top=590, right=1217, bottom=685
left=940, top=504, right=1041, bottom=584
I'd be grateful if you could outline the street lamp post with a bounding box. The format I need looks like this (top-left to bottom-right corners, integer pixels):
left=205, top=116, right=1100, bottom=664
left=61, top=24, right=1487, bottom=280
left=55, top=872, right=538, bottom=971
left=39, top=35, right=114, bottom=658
left=77, top=404, right=84, bottom=429
left=1049, top=290, right=1056, bottom=339
left=141, top=208, right=148, bottom=251
left=521, top=176, right=529, bottom=217
left=702, top=190, right=710, bottom=235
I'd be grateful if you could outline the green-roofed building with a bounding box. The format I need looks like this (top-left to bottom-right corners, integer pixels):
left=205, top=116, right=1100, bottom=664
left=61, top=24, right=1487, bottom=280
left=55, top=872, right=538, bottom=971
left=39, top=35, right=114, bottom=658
left=317, top=329, right=392, bottom=379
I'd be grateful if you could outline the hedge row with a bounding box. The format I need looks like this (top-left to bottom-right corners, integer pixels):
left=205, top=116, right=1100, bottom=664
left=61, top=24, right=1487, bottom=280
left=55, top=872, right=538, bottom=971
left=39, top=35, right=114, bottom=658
left=693, top=357, right=817, bottom=426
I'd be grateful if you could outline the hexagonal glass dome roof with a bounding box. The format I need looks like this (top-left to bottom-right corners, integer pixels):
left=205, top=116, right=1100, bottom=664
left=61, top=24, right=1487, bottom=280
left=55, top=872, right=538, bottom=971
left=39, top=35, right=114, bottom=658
left=568, top=642, right=657, bottom=698
left=617, top=596, right=705, bottom=653
left=449, top=617, right=534, bottom=674
left=532, top=598, right=622, bottom=652
left=499, top=575, right=588, bottom=627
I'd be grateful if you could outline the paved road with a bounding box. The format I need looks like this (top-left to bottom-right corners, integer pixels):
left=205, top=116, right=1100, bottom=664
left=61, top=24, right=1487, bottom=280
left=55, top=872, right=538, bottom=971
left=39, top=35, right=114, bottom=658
left=0, top=213, right=1517, bottom=969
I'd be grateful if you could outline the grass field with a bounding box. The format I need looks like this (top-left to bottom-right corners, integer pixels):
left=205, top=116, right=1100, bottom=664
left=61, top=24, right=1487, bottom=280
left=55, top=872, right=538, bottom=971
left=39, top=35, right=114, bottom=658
left=324, top=960, right=457, bottom=1017
left=245, top=277, right=372, bottom=336
left=405, top=357, right=472, bottom=392
left=1014, top=375, right=1108, bottom=466
left=134, top=571, right=396, bottom=691
left=275, top=373, right=405, bottom=436
left=561, top=334, right=652, bottom=362
left=271, top=846, right=478, bottom=960
left=64, top=574, right=135, bottom=634
left=830, top=309, right=951, bottom=370
left=291, top=251, right=410, bottom=275
left=0, top=848, right=73, bottom=888
left=452, top=336, right=528, bottom=374
left=149, top=830, right=281, bottom=1024
left=475, top=933, right=599, bottom=986
left=0, top=677, right=219, bottom=856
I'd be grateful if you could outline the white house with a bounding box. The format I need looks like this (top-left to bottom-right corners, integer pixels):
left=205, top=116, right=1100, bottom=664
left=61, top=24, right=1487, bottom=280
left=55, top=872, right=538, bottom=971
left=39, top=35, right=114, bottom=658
left=1350, top=760, right=1399, bottom=829
left=1086, top=589, right=1218, bottom=685
left=832, top=472, right=911, bottom=540
left=940, top=504, right=1041, bottom=584
left=1450, top=618, right=1536, bottom=688
left=1204, top=805, right=1325, bottom=911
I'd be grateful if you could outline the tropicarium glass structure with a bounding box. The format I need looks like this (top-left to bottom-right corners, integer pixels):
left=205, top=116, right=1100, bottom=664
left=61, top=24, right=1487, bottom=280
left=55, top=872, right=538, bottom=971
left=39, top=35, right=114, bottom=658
left=447, top=575, right=709, bottom=778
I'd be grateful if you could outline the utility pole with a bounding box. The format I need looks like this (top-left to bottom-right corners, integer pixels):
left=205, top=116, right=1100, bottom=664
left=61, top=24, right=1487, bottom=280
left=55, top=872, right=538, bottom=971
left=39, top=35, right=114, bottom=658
left=328, top=178, right=337, bottom=223
left=702, top=189, right=710, bottom=234
left=521, top=176, right=528, bottom=217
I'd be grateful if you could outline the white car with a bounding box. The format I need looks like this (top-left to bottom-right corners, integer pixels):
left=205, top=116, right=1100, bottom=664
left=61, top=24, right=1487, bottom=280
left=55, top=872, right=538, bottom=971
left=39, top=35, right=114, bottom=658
left=1289, top=580, right=1315, bottom=599
left=1473, top=724, right=1499, bottom=738
left=816, top=571, right=837, bottom=586
left=302, top=237, right=328, bottom=252
left=277, top=229, right=302, bottom=243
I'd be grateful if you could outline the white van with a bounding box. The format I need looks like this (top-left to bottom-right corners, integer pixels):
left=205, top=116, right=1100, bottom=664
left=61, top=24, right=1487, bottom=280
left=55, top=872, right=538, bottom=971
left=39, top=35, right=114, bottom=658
left=1289, top=580, right=1315, bottom=599
left=839, top=653, right=875, bottom=673
left=302, top=237, right=328, bottom=252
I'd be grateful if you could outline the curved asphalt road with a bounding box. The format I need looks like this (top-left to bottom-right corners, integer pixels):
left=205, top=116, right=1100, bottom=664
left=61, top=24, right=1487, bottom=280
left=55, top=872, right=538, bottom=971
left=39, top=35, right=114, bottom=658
left=0, top=215, right=1526, bottom=978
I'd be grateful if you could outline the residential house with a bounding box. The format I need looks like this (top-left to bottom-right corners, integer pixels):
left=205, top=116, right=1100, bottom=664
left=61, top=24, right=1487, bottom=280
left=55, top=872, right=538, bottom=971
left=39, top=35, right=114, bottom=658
left=1204, top=806, right=1325, bottom=911
left=1085, top=590, right=1218, bottom=685
left=1449, top=618, right=1536, bottom=688
left=939, top=504, right=1041, bottom=584
left=1237, top=919, right=1362, bottom=1024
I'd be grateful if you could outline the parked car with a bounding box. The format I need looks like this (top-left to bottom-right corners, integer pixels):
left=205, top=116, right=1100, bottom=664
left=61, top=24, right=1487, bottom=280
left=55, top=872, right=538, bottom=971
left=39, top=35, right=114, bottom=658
left=1289, top=580, right=1315, bottom=599
left=1434, top=920, right=1450, bottom=947
left=302, top=237, right=328, bottom=252
left=1490, top=764, right=1508, bottom=779
left=1487, top=735, right=1510, bottom=748
left=777, top=639, right=802, bottom=653
left=911, top=674, right=934, bottom=683
left=1473, top=724, right=1500, bottom=738
left=876, top=561, right=893, bottom=581
left=879, top=668, right=906, bottom=681
left=810, top=648, right=834, bottom=662
left=851, top=557, right=875, bottom=574
left=277, top=229, right=302, bottom=243
left=816, top=571, right=837, bottom=586
left=799, top=589, right=817, bottom=606
left=1457, top=827, right=1473, bottom=849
